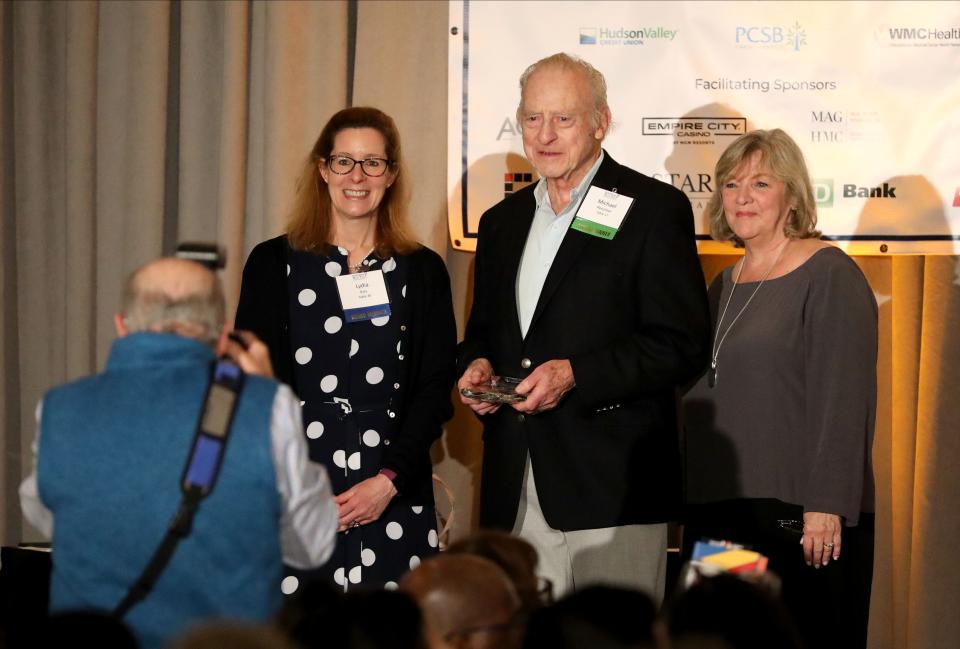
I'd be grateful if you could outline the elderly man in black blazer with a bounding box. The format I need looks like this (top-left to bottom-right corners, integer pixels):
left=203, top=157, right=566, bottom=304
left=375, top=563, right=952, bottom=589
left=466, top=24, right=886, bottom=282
left=458, top=53, right=710, bottom=600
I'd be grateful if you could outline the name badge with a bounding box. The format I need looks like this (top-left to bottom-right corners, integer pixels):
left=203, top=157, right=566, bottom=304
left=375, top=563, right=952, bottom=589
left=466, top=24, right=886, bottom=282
left=571, top=186, right=635, bottom=240
left=335, top=270, right=392, bottom=322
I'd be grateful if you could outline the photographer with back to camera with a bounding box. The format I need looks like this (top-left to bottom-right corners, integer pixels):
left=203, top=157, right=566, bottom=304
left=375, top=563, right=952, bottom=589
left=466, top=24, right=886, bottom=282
left=19, top=255, right=338, bottom=649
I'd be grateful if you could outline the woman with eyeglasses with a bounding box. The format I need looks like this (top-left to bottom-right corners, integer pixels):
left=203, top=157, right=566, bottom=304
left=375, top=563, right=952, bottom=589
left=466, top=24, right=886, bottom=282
left=236, top=107, right=456, bottom=592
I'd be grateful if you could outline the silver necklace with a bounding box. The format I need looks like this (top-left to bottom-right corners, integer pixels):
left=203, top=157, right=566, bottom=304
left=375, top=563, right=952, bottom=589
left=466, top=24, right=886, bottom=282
left=709, top=240, right=789, bottom=388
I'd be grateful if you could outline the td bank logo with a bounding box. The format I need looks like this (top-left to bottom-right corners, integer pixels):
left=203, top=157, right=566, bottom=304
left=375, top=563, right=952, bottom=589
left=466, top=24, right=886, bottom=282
left=813, top=179, right=833, bottom=208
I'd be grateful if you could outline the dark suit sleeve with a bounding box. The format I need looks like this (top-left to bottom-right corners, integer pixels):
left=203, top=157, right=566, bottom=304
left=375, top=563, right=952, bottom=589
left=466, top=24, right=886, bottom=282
left=381, top=250, right=457, bottom=495
left=457, top=208, right=496, bottom=370
left=570, top=190, right=710, bottom=407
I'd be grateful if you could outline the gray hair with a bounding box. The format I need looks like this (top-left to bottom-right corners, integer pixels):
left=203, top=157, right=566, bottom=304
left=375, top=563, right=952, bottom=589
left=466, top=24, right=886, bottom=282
left=121, top=264, right=225, bottom=345
left=517, top=52, right=609, bottom=131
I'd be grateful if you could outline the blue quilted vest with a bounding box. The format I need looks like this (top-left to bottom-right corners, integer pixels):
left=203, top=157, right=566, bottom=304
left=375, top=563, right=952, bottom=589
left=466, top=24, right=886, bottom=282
left=38, top=333, right=283, bottom=649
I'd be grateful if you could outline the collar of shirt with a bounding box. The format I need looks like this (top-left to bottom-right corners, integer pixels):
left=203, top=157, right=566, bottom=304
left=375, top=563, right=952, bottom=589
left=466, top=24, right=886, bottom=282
left=532, top=150, right=605, bottom=219
left=516, top=151, right=605, bottom=338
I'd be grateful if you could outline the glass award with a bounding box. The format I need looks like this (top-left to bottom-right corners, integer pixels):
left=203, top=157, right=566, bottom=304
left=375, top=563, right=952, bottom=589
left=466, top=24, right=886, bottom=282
left=460, top=376, right=526, bottom=404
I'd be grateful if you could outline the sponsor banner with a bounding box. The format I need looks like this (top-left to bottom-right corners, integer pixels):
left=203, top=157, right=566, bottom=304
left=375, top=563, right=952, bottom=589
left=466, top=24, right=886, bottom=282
left=448, top=1, right=960, bottom=254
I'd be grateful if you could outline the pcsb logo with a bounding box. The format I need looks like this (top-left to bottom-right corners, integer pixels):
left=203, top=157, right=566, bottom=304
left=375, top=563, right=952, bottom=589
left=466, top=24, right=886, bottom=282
left=813, top=179, right=834, bottom=208
left=735, top=22, right=806, bottom=51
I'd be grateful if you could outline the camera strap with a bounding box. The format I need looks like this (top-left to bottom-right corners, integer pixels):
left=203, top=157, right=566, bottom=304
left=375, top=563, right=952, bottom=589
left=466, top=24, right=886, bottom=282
left=113, top=359, right=245, bottom=619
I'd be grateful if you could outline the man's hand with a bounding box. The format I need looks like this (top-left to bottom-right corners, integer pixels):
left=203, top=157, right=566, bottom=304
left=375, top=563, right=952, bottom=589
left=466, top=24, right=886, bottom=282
left=457, top=358, right=501, bottom=415
left=220, top=330, right=275, bottom=378
left=335, top=474, right=398, bottom=532
left=513, top=359, right=574, bottom=414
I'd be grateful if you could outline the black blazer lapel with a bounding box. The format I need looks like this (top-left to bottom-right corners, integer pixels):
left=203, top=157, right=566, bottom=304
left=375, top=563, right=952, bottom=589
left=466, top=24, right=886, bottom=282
left=526, top=153, right=625, bottom=335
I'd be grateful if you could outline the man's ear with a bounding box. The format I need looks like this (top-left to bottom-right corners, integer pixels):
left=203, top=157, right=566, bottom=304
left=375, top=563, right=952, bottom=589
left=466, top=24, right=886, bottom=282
left=595, top=106, right=612, bottom=140
left=114, top=313, right=129, bottom=337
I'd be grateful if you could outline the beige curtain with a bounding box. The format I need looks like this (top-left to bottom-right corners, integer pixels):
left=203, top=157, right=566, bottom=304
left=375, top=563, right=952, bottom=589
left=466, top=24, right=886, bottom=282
left=1, top=2, right=957, bottom=648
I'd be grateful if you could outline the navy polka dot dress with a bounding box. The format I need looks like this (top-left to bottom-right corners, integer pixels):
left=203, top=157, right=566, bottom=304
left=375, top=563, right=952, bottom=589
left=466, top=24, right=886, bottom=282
left=282, top=247, right=438, bottom=593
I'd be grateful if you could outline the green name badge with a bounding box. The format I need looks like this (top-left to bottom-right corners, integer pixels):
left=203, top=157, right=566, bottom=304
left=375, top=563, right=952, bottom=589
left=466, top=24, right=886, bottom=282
left=571, top=186, right=635, bottom=240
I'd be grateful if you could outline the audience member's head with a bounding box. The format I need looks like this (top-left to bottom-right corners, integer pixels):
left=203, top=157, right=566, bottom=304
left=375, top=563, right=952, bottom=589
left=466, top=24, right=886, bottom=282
left=446, top=530, right=545, bottom=611
left=274, top=580, right=348, bottom=648
left=522, top=585, right=660, bottom=649
left=343, top=589, right=426, bottom=649
left=400, top=554, right=523, bottom=649
left=40, top=610, right=139, bottom=649
left=666, top=573, right=803, bottom=649
left=168, top=620, right=295, bottom=649
left=274, top=580, right=424, bottom=649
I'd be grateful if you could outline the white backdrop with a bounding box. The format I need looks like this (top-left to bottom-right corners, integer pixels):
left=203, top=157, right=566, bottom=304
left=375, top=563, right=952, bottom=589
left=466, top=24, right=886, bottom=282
left=447, top=0, right=960, bottom=254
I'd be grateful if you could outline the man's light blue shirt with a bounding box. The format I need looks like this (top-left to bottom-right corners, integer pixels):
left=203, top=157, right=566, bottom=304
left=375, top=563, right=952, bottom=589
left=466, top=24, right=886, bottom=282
left=516, top=151, right=605, bottom=338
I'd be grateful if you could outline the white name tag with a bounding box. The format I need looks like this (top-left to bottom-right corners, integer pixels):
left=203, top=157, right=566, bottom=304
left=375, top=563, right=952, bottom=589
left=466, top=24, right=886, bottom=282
left=571, top=186, right=635, bottom=240
left=335, top=270, right=391, bottom=322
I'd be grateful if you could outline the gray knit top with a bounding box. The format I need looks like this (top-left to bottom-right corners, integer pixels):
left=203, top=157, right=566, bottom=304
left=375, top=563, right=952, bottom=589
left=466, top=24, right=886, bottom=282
left=683, top=246, right=877, bottom=526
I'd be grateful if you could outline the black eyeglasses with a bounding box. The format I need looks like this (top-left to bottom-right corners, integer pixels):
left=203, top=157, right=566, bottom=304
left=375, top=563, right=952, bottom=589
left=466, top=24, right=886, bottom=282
left=325, top=154, right=393, bottom=177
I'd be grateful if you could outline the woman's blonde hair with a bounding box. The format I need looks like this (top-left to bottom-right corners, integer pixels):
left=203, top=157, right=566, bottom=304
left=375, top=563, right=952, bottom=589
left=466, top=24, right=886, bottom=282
left=706, top=128, right=821, bottom=245
left=286, top=106, right=417, bottom=256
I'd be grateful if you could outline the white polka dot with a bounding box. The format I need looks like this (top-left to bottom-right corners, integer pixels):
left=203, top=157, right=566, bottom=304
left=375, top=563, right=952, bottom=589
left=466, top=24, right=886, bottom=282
left=320, top=375, right=338, bottom=393
left=428, top=529, right=439, bottom=548
left=362, top=429, right=381, bottom=447
left=402, top=285, right=407, bottom=298
left=281, top=575, right=299, bottom=595
left=298, top=289, right=317, bottom=306
left=325, top=261, right=342, bottom=277
left=337, top=246, right=348, bottom=255
left=362, top=548, right=376, bottom=566
left=347, top=452, right=361, bottom=471
left=371, top=315, right=390, bottom=327
left=349, top=339, right=359, bottom=357
left=349, top=566, right=362, bottom=584
left=332, top=450, right=346, bottom=468
left=384, top=581, right=398, bottom=590
left=383, top=257, right=397, bottom=272
left=411, top=505, right=423, bottom=514
left=366, top=367, right=384, bottom=384
left=286, top=264, right=291, bottom=276
left=295, top=347, right=313, bottom=365
left=306, top=421, right=324, bottom=439
left=324, top=316, right=343, bottom=334
left=299, top=400, right=305, bottom=406
left=386, top=522, right=403, bottom=540
left=396, top=341, right=401, bottom=354
left=334, top=567, right=345, bottom=585
left=409, top=555, right=421, bottom=570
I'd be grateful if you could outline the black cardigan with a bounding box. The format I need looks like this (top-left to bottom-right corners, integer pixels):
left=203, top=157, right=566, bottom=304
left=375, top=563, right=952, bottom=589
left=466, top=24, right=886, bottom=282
left=235, top=235, right=457, bottom=502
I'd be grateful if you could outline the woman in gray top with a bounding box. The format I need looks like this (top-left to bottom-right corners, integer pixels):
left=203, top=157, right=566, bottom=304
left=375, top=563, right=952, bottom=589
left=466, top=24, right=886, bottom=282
left=682, top=129, right=877, bottom=649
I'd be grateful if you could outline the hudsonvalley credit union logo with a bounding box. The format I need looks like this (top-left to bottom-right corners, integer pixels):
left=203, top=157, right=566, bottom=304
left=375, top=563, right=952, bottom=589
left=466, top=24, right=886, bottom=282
left=580, top=25, right=677, bottom=46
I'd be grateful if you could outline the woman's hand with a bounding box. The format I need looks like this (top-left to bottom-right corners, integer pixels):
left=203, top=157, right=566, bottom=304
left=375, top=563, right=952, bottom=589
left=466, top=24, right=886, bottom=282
left=801, top=511, right=842, bottom=567
left=335, top=474, right=398, bottom=532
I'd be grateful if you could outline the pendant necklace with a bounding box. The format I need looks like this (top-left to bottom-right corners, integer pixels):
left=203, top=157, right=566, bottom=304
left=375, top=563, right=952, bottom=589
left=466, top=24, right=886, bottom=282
left=709, top=240, right=790, bottom=388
